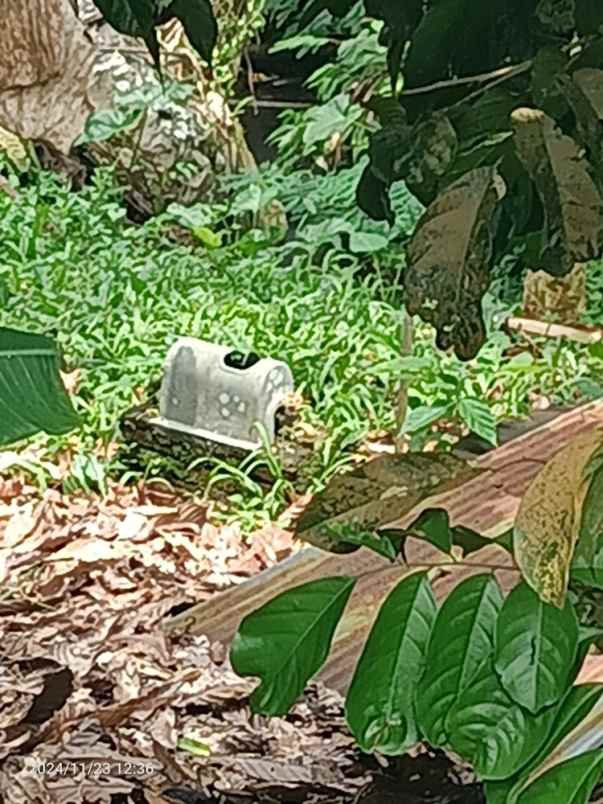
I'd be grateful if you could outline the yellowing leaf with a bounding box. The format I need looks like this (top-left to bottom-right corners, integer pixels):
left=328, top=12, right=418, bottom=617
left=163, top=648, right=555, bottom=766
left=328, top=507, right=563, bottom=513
left=514, top=429, right=603, bottom=607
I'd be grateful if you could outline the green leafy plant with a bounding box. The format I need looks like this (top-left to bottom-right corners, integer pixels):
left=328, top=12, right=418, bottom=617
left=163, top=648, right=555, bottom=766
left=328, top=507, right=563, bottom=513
left=231, top=436, right=603, bottom=802
left=0, top=327, right=79, bottom=447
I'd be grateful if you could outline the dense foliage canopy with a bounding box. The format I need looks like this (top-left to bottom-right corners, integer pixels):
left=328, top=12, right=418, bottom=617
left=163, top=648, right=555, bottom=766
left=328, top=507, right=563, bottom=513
left=94, top=0, right=603, bottom=359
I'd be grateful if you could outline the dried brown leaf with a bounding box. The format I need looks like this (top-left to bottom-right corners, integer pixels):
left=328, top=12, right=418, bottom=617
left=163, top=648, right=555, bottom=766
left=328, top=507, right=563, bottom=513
left=405, top=166, right=505, bottom=360
left=511, top=106, right=603, bottom=275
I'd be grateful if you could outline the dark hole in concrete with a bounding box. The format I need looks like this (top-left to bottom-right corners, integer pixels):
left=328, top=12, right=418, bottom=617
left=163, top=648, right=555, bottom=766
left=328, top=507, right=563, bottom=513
left=223, top=350, right=260, bottom=370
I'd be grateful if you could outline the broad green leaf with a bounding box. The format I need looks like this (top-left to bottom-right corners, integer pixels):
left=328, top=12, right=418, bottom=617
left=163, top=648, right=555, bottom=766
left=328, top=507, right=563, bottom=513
left=348, top=231, right=389, bottom=254
left=517, top=748, right=603, bottom=804
left=406, top=508, right=453, bottom=555
left=446, top=656, right=558, bottom=780
left=0, top=328, right=79, bottom=446
left=484, top=779, right=515, bottom=804
left=327, top=525, right=398, bottom=560
left=457, top=397, right=498, bottom=446
left=573, top=449, right=603, bottom=579
left=402, top=404, right=453, bottom=434
left=92, top=0, right=154, bottom=37
left=230, top=577, right=355, bottom=716
left=368, top=124, right=412, bottom=185
left=345, top=572, right=437, bottom=754
left=494, top=583, right=578, bottom=714
left=481, top=680, right=603, bottom=801
left=303, top=95, right=351, bottom=147
left=416, top=574, right=503, bottom=746
left=404, top=167, right=505, bottom=361
left=572, top=532, right=603, bottom=589
left=171, top=0, right=218, bottom=67
left=519, top=684, right=603, bottom=788
left=299, top=0, right=357, bottom=27
left=295, top=452, right=479, bottom=553
left=511, top=107, right=603, bottom=276
left=453, top=526, right=513, bottom=557
left=356, top=164, right=394, bottom=224
left=575, top=0, right=603, bottom=35
left=513, top=430, right=603, bottom=607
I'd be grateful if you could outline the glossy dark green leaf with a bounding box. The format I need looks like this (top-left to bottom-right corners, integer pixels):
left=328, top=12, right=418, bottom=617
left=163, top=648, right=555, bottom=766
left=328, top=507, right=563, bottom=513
left=484, top=681, right=603, bottom=800
left=329, top=526, right=398, bottom=560
left=573, top=452, right=603, bottom=582
left=525, top=683, right=603, bottom=778
left=0, top=328, right=79, bottom=446
left=92, top=0, right=154, bottom=36
left=517, top=748, right=603, bottom=804
left=575, top=0, right=603, bottom=35
left=171, top=0, right=217, bottom=66
left=300, top=0, right=357, bottom=27
left=452, top=526, right=498, bottom=556
left=356, top=164, right=394, bottom=224
left=494, top=583, right=579, bottom=714
left=484, top=779, right=515, bottom=804
left=230, top=577, right=356, bottom=716
left=407, top=508, right=453, bottom=555
left=416, top=574, right=503, bottom=746
left=446, top=656, right=557, bottom=780
left=346, top=572, right=437, bottom=754
left=571, top=533, right=603, bottom=590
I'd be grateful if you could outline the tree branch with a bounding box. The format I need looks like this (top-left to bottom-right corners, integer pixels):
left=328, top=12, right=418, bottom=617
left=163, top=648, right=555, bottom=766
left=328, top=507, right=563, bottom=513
left=401, top=59, right=532, bottom=98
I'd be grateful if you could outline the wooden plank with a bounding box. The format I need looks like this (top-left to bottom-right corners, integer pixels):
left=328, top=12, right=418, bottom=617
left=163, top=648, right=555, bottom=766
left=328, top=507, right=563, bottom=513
left=164, top=401, right=603, bottom=693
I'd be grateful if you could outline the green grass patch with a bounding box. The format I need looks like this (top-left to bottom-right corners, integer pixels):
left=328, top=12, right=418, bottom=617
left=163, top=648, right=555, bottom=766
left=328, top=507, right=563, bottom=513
left=0, top=166, right=601, bottom=524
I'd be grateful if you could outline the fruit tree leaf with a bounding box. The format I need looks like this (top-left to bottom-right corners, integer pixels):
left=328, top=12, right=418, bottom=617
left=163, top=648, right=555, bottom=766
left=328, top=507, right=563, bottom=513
left=170, top=0, right=217, bottom=66
left=404, top=166, right=506, bottom=361
left=513, top=430, right=603, bottom=607
left=0, top=327, right=79, bottom=446
left=356, top=164, right=394, bottom=224
left=406, top=508, right=453, bottom=554
left=516, top=684, right=603, bottom=792
left=345, top=572, right=437, bottom=754
left=571, top=451, right=603, bottom=588
left=494, top=582, right=579, bottom=714
left=296, top=453, right=479, bottom=553
left=511, top=107, right=603, bottom=277
left=446, top=656, right=558, bottom=780
left=415, top=574, right=503, bottom=746
left=575, top=0, right=603, bottom=35
left=572, top=532, right=603, bottom=590
left=326, top=526, right=398, bottom=560
left=230, top=577, right=356, bottom=716
left=92, top=0, right=154, bottom=37
left=516, top=748, right=603, bottom=804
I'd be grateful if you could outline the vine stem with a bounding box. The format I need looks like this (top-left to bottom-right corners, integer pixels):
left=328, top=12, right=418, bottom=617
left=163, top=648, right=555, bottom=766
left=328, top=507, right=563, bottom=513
left=394, top=306, right=413, bottom=453
left=358, top=559, right=520, bottom=581
left=401, top=59, right=532, bottom=98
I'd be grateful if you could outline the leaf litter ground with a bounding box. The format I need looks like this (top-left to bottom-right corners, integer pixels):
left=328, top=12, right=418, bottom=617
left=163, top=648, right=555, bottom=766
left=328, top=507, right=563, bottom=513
left=2, top=471, right=602, bottom=803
